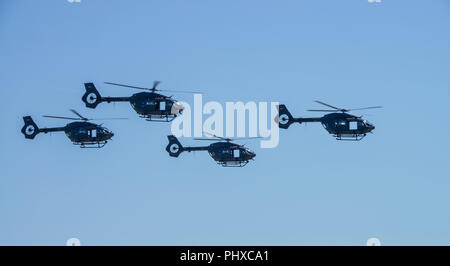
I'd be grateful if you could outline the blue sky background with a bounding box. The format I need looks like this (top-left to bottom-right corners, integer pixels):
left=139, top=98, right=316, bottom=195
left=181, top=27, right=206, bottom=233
left=1, top=0, right=450, bottom=245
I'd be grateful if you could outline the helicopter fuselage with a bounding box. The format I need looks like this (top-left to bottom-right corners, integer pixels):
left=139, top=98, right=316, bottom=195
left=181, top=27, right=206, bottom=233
left=294, top=113, right=375, bottom=140
left=207, top=142, right=256, bottom=166
left=64, top=121, right=113, bottom=144
left=318, top=113, right=375, bottom=137
left=129, top=92, right=180, bottom=117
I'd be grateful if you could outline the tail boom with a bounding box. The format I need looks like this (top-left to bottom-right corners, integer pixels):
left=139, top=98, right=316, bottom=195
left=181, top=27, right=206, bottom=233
left=166, top=135, right=210, bottom=157
left=277, top=105, right=322, bottom=129
left=82, top=82, right=130, bottom=109
left=295, top=117, right=322, bottom=123
left=21, top=116, right=65, bottom=139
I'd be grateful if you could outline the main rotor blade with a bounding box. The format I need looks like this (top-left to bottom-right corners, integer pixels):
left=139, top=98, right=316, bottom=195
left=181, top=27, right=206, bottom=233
left=194, top=138, right=223, bottom=141
left=314, top=101, right=341, bottom=110
left=307, top=109, right=338, bottom=112
left=198, top=133, right=262, bottom=141
left=348, top=106, right=383, bottom=111
left=234, top=137, right=263, bottom=140
left=69, top=109, right=88, bottom=120
left=204, top=132, right=232, bottom=141
left=105, top=81, right=202, bottom=94
left=43, top=115, right=81, bottom=120
left=158, top=89, right=203, bottom=94
left=152, top=80, right=161, bottom=90
left=104, top=82, right=150, bottom=91
left=204, top=132, right=220, bottom=138
left=89, top=118, right=128, bottom=120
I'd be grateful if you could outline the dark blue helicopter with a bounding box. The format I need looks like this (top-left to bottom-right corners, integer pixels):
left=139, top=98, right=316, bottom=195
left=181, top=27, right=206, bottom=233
left=166, top=134, right=257, bottom=167
left=277, top=101, right=381, bottom=141
left=21, top=109, right=124, bottom=148
left=82, top=81, right=194, bottom=122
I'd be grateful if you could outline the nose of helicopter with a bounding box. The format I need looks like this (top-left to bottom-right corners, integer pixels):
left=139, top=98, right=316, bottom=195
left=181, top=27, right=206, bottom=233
left=171, top=101, right=185, bottom=115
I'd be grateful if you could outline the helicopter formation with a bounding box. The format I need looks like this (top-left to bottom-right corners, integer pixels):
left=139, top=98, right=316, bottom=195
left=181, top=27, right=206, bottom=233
left=22, top=81, right=381, bottom=167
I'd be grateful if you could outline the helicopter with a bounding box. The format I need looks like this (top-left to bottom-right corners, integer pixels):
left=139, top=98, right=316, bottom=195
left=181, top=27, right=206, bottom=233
left=277, top=101, right=382, bottom=141
left=21, top=109, right=125, bottom=148
left=166, top=134, right=257, bottom=167
left=82, top=81, right=195, bottom=122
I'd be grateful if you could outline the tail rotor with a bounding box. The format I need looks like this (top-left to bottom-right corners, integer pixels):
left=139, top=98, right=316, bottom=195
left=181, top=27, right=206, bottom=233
left=166, top=135, right=184, bottom=157
left=82, top=83, right=102, bottom=108
left=276, top=104, right=295, bottom=129
left=21, top=116, right=40, bottom=139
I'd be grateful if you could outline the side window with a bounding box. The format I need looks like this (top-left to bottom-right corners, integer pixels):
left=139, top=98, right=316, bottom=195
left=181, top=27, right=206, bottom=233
left=233, top=149, right=240, bottom=158
left=349, top=121, right=358, bottom=130
left=91, top=129, right=97, bottom=138
left=160, top=101, right=166, bottom=111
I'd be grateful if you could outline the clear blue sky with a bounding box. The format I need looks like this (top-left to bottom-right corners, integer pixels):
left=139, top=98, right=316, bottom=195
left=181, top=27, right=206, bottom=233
left=1, top=0, right=450, bottom=245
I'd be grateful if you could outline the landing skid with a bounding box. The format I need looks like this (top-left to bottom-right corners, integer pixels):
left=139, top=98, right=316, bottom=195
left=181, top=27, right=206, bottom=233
left=140, top=114, right=177, bottom=122
left=73, top=141, right=108, bottom=148
left=334, top=133, right=366, bottom=141
left=217, top=160, right=249, bottom=167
